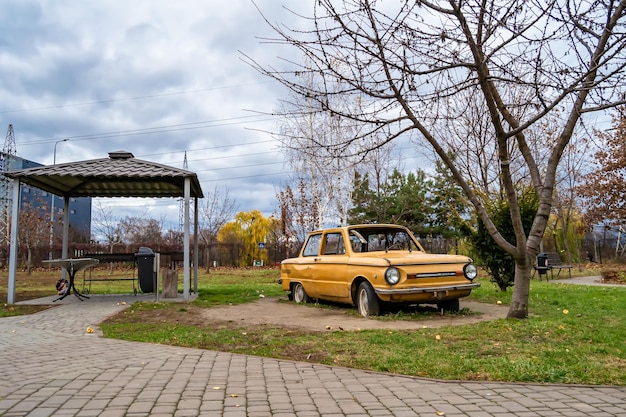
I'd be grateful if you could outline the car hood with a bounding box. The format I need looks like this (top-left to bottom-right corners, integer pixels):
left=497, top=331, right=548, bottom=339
left=351, top=251, right=472, bottom=266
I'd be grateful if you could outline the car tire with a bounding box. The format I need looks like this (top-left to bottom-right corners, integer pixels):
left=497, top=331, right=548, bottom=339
left=357, top=282, right=380, bottom=317
left=292, top=282, right=311, bottom=304
left=437, top=298, right=460, bottom=313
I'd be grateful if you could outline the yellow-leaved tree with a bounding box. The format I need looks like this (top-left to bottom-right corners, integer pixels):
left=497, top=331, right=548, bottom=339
left=217, top=210, right=275, bottom=267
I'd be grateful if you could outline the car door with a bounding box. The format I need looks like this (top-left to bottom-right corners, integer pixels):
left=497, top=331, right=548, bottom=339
left=292, top=233, right=323, bottom=296
left=312, top=232, right=350, bottom=301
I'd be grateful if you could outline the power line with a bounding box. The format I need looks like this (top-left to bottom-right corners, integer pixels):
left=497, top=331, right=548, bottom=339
left=0, top=81, right=275, bottom=115
left=140, top=140, right=278, bottom=160
left=17, top=115, right=275, bottom=146
left=201, top=171, right=291, bottom=182
left=193, top=160, right=282, bottom=173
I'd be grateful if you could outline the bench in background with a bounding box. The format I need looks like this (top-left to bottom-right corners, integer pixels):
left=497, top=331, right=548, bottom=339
left=81, top=253, right=137, bottom=294
left=533, top=252, right=573, bottom=280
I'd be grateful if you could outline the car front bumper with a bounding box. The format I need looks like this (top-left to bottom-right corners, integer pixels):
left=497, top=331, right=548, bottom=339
left=374, top=282, right=481, bottom=295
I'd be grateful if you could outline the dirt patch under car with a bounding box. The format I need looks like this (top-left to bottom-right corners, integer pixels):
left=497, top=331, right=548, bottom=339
left=199, top=297, right=508, bottom=332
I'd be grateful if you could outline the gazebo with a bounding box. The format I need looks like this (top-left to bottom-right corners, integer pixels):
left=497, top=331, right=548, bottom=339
left=4, top=151, right=204, bottom=304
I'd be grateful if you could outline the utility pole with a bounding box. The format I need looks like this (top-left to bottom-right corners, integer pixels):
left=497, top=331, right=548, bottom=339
left=0, top=124, right=17, bottom=247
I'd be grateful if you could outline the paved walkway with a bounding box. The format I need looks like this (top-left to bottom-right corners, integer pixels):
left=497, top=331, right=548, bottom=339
left=1, top=286, right=626, bottom=416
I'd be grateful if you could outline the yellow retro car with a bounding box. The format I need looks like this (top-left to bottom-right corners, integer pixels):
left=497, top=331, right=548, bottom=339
left=279, top=224, right=479, bottom=317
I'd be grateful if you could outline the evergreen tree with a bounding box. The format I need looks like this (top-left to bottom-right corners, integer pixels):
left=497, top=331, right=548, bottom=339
left=429, top=157, right=470, bottom=238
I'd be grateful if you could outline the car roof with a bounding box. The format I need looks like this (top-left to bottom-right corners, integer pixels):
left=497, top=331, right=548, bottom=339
left=310, top=224, right=410, bottom=233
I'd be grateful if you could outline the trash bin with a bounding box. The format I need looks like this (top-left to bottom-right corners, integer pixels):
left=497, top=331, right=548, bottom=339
left=136, top=247, right=156, bottom=293
left=537, top=253, right=548, bottom=275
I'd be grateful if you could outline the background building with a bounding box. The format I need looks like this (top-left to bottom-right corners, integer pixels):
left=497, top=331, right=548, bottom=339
left=0, top=151, right=92, bottom=249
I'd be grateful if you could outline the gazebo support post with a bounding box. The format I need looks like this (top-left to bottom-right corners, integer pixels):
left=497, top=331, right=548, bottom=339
left=194, top=196, right=199, bottom=293
left=60, top=196, right=70, bottom=280
left=183, top=177, right=190, bottom=300
left=7, top=178, right=20, bottom=304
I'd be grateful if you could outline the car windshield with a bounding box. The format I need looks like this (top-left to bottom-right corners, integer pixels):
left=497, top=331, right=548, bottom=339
left=349, top=227, right=421, bottom=253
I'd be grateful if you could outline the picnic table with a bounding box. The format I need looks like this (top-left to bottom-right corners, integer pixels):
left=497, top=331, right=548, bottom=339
left=43, top=258, right=99, bottom=302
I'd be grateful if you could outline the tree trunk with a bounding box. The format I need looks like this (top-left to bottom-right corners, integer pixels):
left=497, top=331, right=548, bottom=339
left=109, top=244, right=114, bottom=275
left=27, top=246, right=32, bottom=276
left=507, top=257, right=531, bottom=318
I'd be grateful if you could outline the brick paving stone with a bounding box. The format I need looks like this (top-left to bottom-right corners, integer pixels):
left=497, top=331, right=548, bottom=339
left=150, top=404, right=177, bottom=415
left=173, top=409, right=200, bottom=417
left=97, top=410, right=126, bottom=417
left=199, top=400, right=223, bottom=411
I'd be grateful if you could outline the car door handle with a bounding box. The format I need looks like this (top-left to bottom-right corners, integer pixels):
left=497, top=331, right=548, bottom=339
left=314, top=258, right=322, bottom=261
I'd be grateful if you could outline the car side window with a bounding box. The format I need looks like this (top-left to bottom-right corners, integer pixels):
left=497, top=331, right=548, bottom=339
left=323, top=233, right=345, bottom=255
left=349, top=234, right=364, bottom=253
left=302, top=234, right=322, bottom=257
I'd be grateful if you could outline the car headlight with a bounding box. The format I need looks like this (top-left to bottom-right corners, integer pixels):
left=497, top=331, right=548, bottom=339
left=385, top=267, right=400, bottom=285
left=464, top=263, right=478, bottom=280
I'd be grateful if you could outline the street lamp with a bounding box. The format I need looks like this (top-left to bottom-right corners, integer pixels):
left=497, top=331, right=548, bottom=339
left=53, top=139, right=68, bottom=164
left=49, top=139, right=69, bottom=260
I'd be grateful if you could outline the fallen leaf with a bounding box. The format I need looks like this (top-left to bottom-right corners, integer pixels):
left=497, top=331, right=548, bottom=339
left=563, top=309, right=569, bottom=314
left=496, top=300, right=502, bottom=305
left=435, top=334, right=441, bottom=340
left=230, top=394, right=239, bottom=398
left=86, top=326, right=94, bottom=334
left=213, top=387, right=221, bottom=390
left=436, top=411, right=446, bottom=416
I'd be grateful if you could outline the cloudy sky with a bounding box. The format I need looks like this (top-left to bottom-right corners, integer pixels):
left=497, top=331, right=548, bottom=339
left=0, top=1, right=310, bottom=231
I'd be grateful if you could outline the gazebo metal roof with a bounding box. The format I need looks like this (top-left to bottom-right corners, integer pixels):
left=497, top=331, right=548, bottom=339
left=4, top=150, right=204, bottom=198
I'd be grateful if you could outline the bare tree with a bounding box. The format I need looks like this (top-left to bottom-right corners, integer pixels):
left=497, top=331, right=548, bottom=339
left=247, top=0, right=626, bottom=318
left=198, top=185, right=238, bottom=271
left=91, top=200, right=124, bottom=274
left=18, top=201, right=51, bottom=275
left=92, top=201, right=122, bottom=248
left=580, top=108, right=626, bottom=226
left=278, top=67, right=366, bottom=227
left=119, top=214, right=165, bottom=248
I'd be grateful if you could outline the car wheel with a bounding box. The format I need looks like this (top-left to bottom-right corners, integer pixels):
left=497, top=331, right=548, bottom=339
left=357, top=282, right=380, bottom=317
left=437, top=298, right=460, bottom=313
left=292, top=282, right=310, bottom=304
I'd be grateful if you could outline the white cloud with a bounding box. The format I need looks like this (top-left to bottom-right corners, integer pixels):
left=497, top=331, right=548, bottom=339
left=0, top=0, right=309, bottom=226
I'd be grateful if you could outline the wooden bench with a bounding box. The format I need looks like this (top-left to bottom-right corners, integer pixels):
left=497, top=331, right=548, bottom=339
left=533, top=252, right=573, bottom=280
